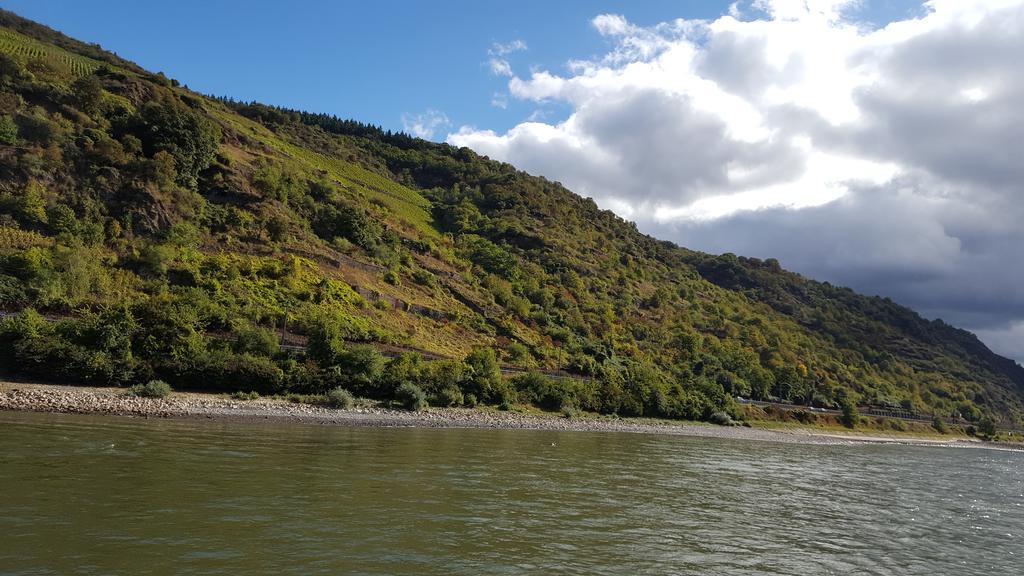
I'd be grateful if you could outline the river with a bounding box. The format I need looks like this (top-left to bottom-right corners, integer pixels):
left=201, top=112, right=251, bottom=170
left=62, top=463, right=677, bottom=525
left=0, top=411, right=1020, bottom=575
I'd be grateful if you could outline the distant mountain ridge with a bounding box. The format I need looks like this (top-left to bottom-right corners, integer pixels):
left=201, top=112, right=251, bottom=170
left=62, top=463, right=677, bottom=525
left=0, top=9, right=1019, bottom=425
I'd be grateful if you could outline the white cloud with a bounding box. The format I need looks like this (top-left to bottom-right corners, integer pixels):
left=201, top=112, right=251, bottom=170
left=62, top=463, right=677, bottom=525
left=487, top=39, right=527, bottom=77
left=490, top=92, right=509, bottom=109
left=449, top=0, right=1024, bottom=361
left=401, top=109, right=450, bottom=140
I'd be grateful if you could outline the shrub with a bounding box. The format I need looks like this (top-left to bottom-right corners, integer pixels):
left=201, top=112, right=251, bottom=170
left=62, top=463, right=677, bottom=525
left=513, top=372, right=575, bottom=412
left=130, top=379, right=172, bottom=398
left=396, top=382, right=427, bottom=411
left=327, top=387, right=355, bottom=409
left=463, top=348, right=504, bottom=403
left=174, top=352, right=284, bottom=395
left=790, top=409, right=816, bottom=424
left=436, top=385, right=464, bottom=407
left=709, top=411, right=735, bottom=426
left=231, top=390, right=260, bottom=401
left=931, top=416, right=948, bottom=434
left=0, top=115, right=17, bottom=145
left=233, top=324, right=280, bottom=357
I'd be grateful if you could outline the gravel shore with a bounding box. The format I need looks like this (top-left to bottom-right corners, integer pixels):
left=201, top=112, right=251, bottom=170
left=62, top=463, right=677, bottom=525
left=0, top=380, right=1006, bottom=449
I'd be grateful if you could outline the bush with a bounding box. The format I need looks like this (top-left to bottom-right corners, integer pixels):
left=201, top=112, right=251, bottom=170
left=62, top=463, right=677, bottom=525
left=436, top=385, right=464, bottom=407
left=396, top=382, right=427, bottom=411
left=709, top=411, right=735, bottom=426
left=130, top=379, right=172, bottom=398
left=231, top=390, right=260, bottom=401
left=172, top=352, right=283, bottom=395
left=233, top=324, right=280, bottom=357
left=327, top=387, right=355, bottom=409
left=931, top=416, right=948, bottom=434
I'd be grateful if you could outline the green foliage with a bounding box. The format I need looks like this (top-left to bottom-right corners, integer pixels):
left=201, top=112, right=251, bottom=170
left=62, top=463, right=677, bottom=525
left=326, top=386, right=355, bottom=409
left=132, top=98, right=220, bottom=189
left=463, top=348, right=506, bottom=403
left=436, top=384, right=464, bottom=407
left=231, top=390, right=260, bottom=401
left=396, top=382, right=427, bottom=411
left=977, top=417, right=997, bottom=439
left=129, top=379, right=172, bottom=398
left=931, top=416, right=948, bottom=434
left=306, top=319, right=345, bottom=366
left=70, top=73, right=103, bottom=114
left=0, top=114, right=16, bottom=144
left=457, top=234, right=519, bottom=281
left=232, top=324, right=280, bottom=357
left=334, top=345, right=386, bottom=396
left=839, top=396, right=859, bottom=428
left=15, top=180, right=47, bottom=225
left=313, top=202, right=382, bottom=250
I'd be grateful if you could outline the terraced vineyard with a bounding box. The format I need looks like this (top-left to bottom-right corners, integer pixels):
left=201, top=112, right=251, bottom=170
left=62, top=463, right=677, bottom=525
left=0, top=27, right=101, bottom=76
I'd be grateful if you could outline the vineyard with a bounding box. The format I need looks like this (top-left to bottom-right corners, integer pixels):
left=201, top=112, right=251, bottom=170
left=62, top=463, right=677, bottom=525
left=0, top=27, right=101, bottom=76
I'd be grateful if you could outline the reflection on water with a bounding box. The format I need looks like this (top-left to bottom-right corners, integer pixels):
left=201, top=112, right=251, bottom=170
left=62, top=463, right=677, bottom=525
left=0, top=411, right=1021, bottom=575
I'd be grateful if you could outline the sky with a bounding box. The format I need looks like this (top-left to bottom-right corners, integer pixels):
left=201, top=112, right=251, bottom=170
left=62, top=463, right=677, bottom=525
left=4, top=0, right=1023, bottom=363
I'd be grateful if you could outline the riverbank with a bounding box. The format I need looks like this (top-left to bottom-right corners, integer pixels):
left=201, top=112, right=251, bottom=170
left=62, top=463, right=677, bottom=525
left=0, top=379, right=1015, bottom=449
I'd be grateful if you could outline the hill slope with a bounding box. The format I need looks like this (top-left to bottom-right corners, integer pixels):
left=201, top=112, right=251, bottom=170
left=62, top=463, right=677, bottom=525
left=0, top=10, right=1020, bottom=425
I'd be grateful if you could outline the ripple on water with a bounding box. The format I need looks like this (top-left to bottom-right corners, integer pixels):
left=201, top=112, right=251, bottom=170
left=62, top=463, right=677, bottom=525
left=0, top=411, right=1021, bottom=576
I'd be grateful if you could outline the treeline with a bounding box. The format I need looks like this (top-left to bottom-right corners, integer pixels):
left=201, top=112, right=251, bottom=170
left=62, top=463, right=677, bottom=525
left=0, top=307, right=733, bottom=420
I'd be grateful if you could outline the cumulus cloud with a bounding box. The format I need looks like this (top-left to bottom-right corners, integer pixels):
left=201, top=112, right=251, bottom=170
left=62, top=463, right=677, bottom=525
left=401, top=109, right=450, bottom=140
left=449, top=0, right=1024, bottom=362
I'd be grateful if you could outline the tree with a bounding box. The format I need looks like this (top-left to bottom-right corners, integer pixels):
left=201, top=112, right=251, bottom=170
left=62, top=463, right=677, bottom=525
left=16, top=180, right=47, bottom=225
left=0, top=114, right=17, bottom=145
left=463, top=348, right=503, bottom=402
left=337, top=346, right=386, bottom=396
left=306, top=320, right=345, bottom=367
left=266, top=214, right=290, bottom=243
left=145, top=150, right=177, bottom=189
left=839, top=396, right=858, bottom=428
left=313, top=203, right=381, bottom=249
left=70, top=75, right=103, bottom=115
left=48, top=204, right=78, bottom=236
left=134, top=99, right=220, bottom=189
left=978, top=417, right=997, bottom=439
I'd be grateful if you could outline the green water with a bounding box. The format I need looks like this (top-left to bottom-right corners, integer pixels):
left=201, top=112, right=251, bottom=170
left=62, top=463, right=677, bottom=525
left=0, top=411, right=1021, bottom=575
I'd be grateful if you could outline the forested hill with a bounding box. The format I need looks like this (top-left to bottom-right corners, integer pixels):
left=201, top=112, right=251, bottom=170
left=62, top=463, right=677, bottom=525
left=0, top=9, right=1021, bottom=425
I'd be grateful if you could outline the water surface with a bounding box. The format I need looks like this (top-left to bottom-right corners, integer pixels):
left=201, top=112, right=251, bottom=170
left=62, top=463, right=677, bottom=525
left=0, top=411, right=1020, bottom=575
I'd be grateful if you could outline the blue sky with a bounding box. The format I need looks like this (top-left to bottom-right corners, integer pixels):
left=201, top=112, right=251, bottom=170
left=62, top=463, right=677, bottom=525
left=3, top=0, right=917, bottom=136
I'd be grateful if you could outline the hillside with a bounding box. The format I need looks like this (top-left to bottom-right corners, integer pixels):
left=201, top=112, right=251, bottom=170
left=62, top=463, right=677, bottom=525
left=0, top=9, right=1021, bottom=425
